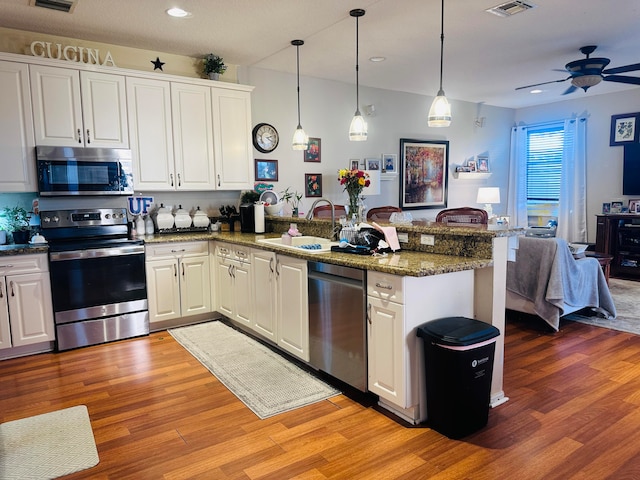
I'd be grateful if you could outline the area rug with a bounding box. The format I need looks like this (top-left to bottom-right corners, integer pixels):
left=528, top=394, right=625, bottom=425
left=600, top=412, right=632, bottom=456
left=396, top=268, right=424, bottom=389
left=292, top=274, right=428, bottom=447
left=169, top=321, right=340, bottom=419
left=565, top=278, right=640, bottom=334
left=0, top=405, right=99, bottom=480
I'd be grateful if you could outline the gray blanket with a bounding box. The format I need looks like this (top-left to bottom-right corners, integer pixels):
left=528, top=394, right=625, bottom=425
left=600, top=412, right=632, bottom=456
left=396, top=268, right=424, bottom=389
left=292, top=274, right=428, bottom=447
left=507, top=236, right=617, bottom=331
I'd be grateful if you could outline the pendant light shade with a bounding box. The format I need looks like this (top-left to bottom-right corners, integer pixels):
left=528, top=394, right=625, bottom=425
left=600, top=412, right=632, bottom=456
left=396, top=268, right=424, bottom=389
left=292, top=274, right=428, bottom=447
left=349, top=8, right=367, bottom=141
left=291, top=39, right=309, bottom=150
left=428, top=0, right=451, bottom=127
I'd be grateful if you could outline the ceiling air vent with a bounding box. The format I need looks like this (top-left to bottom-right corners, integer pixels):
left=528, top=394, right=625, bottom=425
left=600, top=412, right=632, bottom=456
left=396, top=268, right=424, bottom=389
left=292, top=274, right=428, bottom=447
left=29, top=0, right=77, bottom=13
left=485, top=1, right=536, bottom=18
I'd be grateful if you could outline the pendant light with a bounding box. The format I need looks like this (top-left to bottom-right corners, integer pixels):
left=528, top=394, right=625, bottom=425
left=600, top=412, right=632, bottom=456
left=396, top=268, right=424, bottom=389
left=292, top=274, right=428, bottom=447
left=428, top=0, right=452, bottom=127
left=291, top=39, right=309, bottom=150
left=349, top=8, right=367, bottom=141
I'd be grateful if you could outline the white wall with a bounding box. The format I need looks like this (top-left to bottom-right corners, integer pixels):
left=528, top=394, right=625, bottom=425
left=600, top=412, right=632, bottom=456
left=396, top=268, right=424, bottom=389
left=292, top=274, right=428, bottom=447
left=514, top=89, right=640, bottom=241
left=242, top=66, right=515, bottom=220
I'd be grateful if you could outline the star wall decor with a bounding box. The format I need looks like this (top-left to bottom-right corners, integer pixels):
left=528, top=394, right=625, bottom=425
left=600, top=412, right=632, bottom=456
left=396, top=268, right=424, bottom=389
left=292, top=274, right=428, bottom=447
left=151, top=57, right=165, bottom=71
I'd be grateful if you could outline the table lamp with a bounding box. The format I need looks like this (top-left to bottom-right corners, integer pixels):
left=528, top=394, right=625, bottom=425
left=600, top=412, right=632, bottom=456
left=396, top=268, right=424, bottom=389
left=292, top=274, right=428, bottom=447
left=477, top=187, right=500, bottom=218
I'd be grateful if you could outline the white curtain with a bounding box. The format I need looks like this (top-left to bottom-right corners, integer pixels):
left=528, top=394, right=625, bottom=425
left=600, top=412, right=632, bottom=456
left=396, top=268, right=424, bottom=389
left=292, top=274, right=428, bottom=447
left=556, top=117, right=587, bottom=242
left=506, top=125, right=528, bottom=227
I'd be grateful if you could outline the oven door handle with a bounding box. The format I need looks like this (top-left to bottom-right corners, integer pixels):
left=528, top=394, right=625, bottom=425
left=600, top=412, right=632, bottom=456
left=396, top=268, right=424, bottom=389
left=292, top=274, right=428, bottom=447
left=50, top=245, right=145, bottom=261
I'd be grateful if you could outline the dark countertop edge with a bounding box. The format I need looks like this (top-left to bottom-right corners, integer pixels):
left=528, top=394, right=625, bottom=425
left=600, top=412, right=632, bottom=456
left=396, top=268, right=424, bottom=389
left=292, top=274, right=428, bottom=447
left=0, top=244, right=49, bottom=256
left=143, top=231, right=494, bottom=277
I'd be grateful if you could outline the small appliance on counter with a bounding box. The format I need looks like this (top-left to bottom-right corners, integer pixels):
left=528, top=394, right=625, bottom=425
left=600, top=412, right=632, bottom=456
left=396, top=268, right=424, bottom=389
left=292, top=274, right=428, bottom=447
left=240, top=203, right=255, bottom=233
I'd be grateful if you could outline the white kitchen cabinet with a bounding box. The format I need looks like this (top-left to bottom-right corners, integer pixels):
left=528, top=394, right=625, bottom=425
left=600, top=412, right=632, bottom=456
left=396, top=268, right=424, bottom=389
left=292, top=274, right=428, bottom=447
left=251, top=249, right=278, bottom=342
left=367, top=269, right=474, bottom=424
left=214, top=243, right=252, bottom=327
left=145, top=242, right=211, bottom=324
left=211, top=87, right=253, bottom=190
left=30, top=65, right=128, bottom=148
left=0, top=61, right=36, bottom=192
left=275, top=255, right=308, bottom=362
left=0, top=254, right=54, bottom=351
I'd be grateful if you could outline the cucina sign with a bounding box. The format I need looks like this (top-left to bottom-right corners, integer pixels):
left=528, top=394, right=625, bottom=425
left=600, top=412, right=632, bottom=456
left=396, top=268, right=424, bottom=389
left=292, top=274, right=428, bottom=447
left=30, top=41, right=116, bottom=67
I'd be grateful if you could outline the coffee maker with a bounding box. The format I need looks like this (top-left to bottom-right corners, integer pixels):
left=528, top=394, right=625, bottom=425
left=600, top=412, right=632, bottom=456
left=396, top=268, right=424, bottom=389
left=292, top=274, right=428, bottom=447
left=239, top=204, right=255, bottom=233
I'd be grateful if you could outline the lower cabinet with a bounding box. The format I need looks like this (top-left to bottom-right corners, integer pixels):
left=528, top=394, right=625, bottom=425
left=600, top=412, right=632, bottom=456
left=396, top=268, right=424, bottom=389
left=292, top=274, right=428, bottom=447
left=214, top=242, right=252, bottom=327
left=145, top=241, right=211, bottom=324
left=0, top=254, right=54, bottom=351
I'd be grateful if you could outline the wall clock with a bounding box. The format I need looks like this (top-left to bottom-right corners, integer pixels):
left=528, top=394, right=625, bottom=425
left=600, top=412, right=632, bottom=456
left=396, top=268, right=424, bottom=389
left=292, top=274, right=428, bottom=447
left=252, top=123, right=279, bottom=153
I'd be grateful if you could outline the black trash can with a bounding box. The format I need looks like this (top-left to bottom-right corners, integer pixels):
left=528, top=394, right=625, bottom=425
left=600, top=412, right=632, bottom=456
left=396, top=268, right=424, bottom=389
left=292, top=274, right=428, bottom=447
left=417, top=316, right=500, bottom=439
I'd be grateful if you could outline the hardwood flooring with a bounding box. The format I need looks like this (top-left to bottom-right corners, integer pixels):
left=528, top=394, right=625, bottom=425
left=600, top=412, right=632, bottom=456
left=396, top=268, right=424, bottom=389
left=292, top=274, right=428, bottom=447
left=2, top=316, right=640, bottom=479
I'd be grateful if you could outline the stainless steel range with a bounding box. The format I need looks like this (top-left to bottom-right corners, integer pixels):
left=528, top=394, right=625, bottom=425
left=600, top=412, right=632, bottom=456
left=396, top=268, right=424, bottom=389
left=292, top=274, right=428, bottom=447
left=41, top=208, right=149, bottom=351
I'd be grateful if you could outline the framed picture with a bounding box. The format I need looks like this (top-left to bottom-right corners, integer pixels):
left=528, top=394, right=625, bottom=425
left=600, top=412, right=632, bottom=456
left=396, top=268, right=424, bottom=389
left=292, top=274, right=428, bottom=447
left=305, top=173, right=322, bottom=197
left=629, top=199, right=640, bottom=214
left=467, top=159, right=477, bottom=172
left=610, top=112, right=640, bottom=146
left=611, top=201, right=623, bottom=213
left=382, top=153, right=397, bottom=173
left=602, top=202, right=611, bottom=214
left=366, top=158, right=380, bottom=170
left=304, top=137, right=321, bottom=162
left=477, top=156, right=490, bottom=172
left=350, top=159, right=360, bottom=170
left=254, top=159, right=278, bottom=181
left=399, top=138, right=449, bottom=210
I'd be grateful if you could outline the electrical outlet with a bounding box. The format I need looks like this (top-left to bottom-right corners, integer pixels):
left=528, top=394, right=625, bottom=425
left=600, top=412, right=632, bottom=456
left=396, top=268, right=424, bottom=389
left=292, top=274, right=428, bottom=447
left=397, top=232, right=409, bottom=243
left=420, top=234, right=435, bottom=246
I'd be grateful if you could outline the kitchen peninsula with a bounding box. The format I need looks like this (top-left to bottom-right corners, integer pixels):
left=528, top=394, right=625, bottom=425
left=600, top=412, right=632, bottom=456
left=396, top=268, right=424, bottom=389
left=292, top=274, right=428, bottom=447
left=144, top=219, right=519, bottom=424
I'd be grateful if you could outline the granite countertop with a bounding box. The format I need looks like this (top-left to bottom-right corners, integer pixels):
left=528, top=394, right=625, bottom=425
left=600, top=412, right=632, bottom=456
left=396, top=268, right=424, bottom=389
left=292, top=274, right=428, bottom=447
left=143, top=230, right=496, bottom=277
left=0, top=243, right=49, bottom=256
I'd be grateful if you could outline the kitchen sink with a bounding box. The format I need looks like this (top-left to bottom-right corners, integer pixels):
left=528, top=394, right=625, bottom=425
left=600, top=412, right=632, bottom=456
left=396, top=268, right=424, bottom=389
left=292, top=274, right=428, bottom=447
left=257, top=235, right=338, bottom=254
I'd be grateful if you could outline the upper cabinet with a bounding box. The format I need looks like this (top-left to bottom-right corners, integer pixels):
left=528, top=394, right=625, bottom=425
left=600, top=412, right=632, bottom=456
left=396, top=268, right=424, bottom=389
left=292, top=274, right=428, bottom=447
left=0, top=60, right=36, bottom=192
left=29, top=65, right=129, bottom=148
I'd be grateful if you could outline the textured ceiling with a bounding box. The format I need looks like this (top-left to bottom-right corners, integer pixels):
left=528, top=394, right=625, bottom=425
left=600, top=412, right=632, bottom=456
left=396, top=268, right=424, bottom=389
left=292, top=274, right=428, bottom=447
left=1, top=0, right=639, bottom=109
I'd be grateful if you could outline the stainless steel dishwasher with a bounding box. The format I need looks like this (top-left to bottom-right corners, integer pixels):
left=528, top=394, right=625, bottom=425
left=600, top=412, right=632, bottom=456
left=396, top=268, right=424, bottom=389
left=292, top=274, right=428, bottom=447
left=308, top=261, right=367, bottom=391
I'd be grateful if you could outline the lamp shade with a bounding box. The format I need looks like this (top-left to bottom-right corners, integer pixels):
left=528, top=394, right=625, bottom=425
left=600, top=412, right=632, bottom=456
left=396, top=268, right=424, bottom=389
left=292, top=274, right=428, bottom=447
left=476, top=187, right=500, bottom=204
left=363, top=170, right=381, bottom=196
left=427, top=91, right=452, bottom=127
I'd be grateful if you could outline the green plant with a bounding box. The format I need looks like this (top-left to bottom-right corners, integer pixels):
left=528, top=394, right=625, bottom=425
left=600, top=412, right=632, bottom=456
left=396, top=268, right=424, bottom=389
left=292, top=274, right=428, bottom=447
left=240, top=190, right=260, bottom=204
left=280, top=187, right=302, bottom=209
left=202, top=53, right=227, bottom=76
left=0, top=206, right=30, bottom=233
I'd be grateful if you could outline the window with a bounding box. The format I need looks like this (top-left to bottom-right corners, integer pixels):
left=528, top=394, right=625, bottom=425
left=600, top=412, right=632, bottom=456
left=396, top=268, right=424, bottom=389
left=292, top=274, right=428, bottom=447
left=526, top=123, right=564, bottom=221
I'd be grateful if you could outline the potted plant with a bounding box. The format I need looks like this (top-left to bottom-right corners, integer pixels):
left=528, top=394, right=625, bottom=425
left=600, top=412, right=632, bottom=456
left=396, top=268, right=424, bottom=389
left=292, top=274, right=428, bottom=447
left=280, top=187, right=303, bottom=217
left=202, top=53, right=227, bottom=80
left=1, top=205, right=31, bottom=244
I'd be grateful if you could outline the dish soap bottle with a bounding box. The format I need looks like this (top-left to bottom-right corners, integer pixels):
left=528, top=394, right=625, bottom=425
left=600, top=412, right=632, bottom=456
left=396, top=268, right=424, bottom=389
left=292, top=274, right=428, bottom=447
left=136, top=215, right=145, bottom=236
left=145, top=215, right=155, bottom=235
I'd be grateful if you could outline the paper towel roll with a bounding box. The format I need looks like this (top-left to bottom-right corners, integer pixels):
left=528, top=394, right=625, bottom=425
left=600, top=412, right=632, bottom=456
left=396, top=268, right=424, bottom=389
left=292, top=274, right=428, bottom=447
left=254, top=204, right=265, bottom=233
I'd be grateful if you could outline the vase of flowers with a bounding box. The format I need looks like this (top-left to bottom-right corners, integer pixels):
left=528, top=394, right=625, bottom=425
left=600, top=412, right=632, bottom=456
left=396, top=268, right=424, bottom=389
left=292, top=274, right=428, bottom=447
left=202, top=53, right=227, bottom=80
left=338, top=168, right=370, bottom=222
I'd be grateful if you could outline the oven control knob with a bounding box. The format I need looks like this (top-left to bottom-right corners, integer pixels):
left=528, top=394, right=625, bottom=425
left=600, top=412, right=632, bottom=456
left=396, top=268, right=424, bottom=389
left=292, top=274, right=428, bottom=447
left=42, top=216, right=50, bottom=223
left=105, top=213, right=111, bottom=219
left=52, top=216, right=59, bottom=223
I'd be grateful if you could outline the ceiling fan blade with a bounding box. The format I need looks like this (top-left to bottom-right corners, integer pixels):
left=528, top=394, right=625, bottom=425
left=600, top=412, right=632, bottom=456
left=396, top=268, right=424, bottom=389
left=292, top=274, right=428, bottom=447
left=515, top=77, right=570, bottom=91
left=562, top=85, right=577, bottom=95
left=603, top=75, right=640, bottom=85
left=603, top=63, right=640, bottom=75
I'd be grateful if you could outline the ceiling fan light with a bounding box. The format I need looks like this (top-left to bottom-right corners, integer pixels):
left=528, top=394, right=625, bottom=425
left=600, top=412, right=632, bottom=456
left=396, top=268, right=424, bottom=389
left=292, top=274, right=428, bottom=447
left=292, top=125, right=309, bottom=150
left=349, top=111, right=368, bottom=141
left=571, top=74, right=602, bottom=90
left=428, top=91, right=452, bottom=127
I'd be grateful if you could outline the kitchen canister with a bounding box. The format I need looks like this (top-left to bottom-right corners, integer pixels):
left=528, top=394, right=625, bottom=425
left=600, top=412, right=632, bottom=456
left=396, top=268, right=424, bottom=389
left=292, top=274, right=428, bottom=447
left=254, top=203, right=265, bottom=233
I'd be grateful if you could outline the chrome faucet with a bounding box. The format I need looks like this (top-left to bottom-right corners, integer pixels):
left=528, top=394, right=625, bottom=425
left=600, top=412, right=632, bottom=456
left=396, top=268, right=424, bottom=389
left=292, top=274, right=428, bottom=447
left=306, top=198, right=337, bottom=240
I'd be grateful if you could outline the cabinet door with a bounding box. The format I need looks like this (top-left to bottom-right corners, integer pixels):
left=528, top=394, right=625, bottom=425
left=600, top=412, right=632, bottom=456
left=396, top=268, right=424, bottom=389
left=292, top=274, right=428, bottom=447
left=212, top=88, right=253, bottom=190
left=180, top=255, right=212, bottom=317
left=171, top=83, right=216, bottom=190
left=232, top=259, right=252, bottom=327
left=30, top=64, right=83, bottom=146
left=251, top=250, right=277, bottom=342
left=6, top=272, right=54, bottom=347
left=80, top=71, right=128, bottom=148
left=367, top=297, right=406, bottom=407
left=0, top=279, right=11, bottom=349
left=0, top=61, right=36, bottom=192
left=146, top=259, right=181, bottom=323
left=276, top=256, right=309, bottom=361
left=126, top=77, right=175, bottom=190
left=214, top=257, right=235, bottom=318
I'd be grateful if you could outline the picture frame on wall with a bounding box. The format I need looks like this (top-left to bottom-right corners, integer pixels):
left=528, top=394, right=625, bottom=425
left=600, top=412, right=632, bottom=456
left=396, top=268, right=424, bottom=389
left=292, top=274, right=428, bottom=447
left=602, top=202, right=611, bottom=214
left=399, top=138, right=449, bottom=210
left=629, top=199, right=640, bottom=213
left=254, top=159, right=278, bottom=181
left=611, top=201, right=623, bottom=213
left=350, top=159, right=360, bottom=170
left=304, top=137, right=321, bottom=162
left=305, top=173, right=322, bottom=197
left=477, top=156, right=490, bottom=172
left=366, top=158, right=380, bottom=170
left=610, top=112, right=640, bottom=146
left=382, top=153, right=397, bottom=173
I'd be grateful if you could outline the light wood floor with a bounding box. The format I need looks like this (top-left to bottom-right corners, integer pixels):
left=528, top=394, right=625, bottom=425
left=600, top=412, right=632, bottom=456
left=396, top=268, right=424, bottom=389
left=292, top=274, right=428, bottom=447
left=2, top=316, right=640, bottom=479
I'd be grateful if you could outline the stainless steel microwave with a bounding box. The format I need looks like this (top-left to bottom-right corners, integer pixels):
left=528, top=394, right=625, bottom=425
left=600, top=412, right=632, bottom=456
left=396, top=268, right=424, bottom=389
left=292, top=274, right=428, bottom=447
left=36, top=146, right=134, bottom=196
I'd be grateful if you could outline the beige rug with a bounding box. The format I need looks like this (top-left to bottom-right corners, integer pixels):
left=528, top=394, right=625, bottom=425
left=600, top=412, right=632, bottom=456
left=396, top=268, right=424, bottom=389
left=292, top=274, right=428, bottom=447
left=169, top=321, right=340, bottom=419
left=0, top=405, right=99, bottom=480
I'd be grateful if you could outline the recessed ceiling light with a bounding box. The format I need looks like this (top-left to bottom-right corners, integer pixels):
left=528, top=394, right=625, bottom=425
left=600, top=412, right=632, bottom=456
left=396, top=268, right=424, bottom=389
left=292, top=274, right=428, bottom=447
left=166, top=7, right=191, bottom=18
left=530, top=89, right=543, bottom=94
left=369, top=56, right=386, bottom=63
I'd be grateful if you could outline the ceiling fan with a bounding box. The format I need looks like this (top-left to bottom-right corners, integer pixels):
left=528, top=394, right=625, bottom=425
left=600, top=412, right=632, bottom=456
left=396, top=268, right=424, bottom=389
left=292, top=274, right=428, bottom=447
left=516, top=45, right=640, bottom=95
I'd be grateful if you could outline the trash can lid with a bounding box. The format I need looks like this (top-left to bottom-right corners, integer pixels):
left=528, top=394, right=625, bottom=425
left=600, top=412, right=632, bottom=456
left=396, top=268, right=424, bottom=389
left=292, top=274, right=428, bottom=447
left=416, top=316, right=500, bottom=346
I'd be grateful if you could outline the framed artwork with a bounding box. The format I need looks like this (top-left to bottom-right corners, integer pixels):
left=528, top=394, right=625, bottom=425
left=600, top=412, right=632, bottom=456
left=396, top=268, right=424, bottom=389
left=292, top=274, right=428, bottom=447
left=399, top=139, right=449, bottom=210
left=304, top=137, right=321, bottom=162
left=477, top=156, right=490, bottom=172
left=305, top=173, right=322, bottom=197
left=382, top=153, right=397, bottom=173
left=467, top=159, right=477, bottom=172
left=611, top=201, right=623, bottom=213
left=629, top=199, right=640, bottom=214
left=350, top=159, right=360, bottom=170
left=610, top=112, right=640, bottom=146
left=254, top=159, right=278, bottom=181
left=366, top=158, right=380, bottom=170
left=602, top=202, right=611, bottom=214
